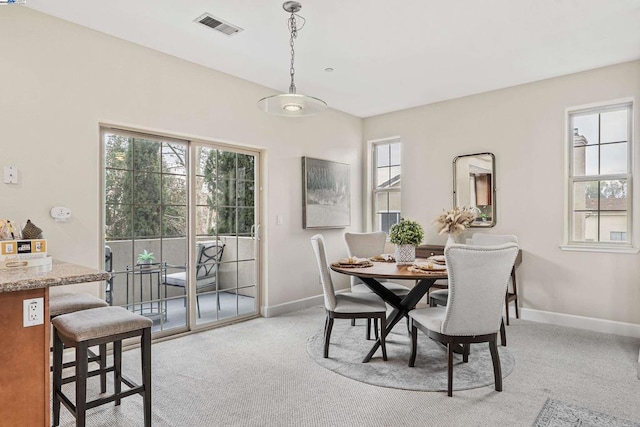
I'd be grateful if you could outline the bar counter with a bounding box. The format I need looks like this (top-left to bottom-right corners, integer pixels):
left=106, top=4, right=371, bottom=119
left=0, top=260, right=109, bottom=426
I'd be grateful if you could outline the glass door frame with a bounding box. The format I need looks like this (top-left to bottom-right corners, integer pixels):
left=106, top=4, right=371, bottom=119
left=100, top=124, right=262, bottom=339
left=188, top=140, right=262, bottom=332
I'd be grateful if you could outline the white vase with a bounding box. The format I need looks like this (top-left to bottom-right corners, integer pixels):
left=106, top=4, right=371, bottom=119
left=445, top=234, right=456, bottom=249
left=395, top=244, right=415, bottom=265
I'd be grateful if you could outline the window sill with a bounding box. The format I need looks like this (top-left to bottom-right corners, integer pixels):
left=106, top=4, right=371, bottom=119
left=559, top=245, right=640, bottom=254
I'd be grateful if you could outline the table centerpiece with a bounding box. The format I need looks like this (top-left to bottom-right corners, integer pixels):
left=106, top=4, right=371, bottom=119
left=389, top=218, right=425, bottom=265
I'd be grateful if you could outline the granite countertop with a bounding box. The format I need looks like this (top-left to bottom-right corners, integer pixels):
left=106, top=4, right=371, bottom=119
left=0, top=260, right=110, bottom=293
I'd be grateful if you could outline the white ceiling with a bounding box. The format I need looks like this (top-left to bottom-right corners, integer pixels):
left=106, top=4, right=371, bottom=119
left=25, top=0, right=640, bottom=118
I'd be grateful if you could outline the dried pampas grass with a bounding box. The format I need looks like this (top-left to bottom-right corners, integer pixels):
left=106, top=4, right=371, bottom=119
left=433, top=207, right=476, bottom=236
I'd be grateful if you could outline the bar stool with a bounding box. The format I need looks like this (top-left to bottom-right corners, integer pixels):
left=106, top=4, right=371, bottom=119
left=52, top=306, right=152, bottom=427
left=49, top=293, right=109, bottom=388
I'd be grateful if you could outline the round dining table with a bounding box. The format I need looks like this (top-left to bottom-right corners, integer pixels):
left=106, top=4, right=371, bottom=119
left=330, top=259, right=447, bottom=363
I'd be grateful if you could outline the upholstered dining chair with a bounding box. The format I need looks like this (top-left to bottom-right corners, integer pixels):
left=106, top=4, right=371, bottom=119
left=163, top=240, right=225, bottom=317
left=470, top=233, right=519, bottom=324
left=409, top=242, right=519, bottom=396
left=429, top=233, right=518, bottom=344
left=344, top=231, right=411, bottom=337
left=310, top=234, right=388, bottom=360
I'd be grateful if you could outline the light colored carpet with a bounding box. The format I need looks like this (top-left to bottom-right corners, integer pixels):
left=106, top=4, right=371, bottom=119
left=534, top=398, right=640, bottom=427
left=52, top=306, right=640, bottom=426
left=306, top=320, right=514, bottom=392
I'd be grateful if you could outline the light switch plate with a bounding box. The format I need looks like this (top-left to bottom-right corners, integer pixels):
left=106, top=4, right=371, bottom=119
left=3, top=166, right=18, bottom=184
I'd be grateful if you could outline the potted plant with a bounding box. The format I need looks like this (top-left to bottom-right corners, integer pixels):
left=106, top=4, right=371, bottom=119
left=389, top=219, right=425, bottom=265
left=137, top=249, right=155, bottom=267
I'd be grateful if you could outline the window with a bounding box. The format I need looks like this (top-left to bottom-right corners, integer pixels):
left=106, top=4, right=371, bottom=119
left=568, top=102, right=632, bottom=246
left=372, top=140, right=401, bottom=234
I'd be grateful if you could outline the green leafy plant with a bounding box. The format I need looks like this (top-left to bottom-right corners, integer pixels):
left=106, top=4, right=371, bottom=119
left=389, top=219, right=425, bottom=246
left=137, top=249, right=155, bottom=264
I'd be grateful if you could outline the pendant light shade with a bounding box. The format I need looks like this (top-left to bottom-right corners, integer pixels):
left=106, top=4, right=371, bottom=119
left=257, top=1, right=327, bottom=117
left=257, top=93, right=327, bottom=117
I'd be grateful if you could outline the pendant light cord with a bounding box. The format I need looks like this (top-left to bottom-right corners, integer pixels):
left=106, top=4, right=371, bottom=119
left=288, top=12, right=298, bottom=94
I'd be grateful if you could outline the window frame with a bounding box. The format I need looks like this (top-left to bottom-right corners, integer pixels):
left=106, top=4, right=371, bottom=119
left=564, top=100, right=635, bottom=252
left=370, top=138, right=401, bottom=234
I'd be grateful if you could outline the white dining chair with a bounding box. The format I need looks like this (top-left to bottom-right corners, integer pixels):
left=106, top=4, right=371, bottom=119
left=310, top=234, right=388, bottom=360
left=408, top=242, right=519, bottom=396
left=429, top=233, right=518, bottom=344
left=344, top=232, right=411, bottom=337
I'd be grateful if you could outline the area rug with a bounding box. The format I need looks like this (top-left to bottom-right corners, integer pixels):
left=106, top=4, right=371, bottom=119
left=534, top=398, right=640, bottom=427
left=306, top=320, right=514, bottom=392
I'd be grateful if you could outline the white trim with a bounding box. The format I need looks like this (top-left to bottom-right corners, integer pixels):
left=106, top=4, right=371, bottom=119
left=262, top=294, right=325, bottom=318
left=566, top=97, right=635, bottom=114
left=261, top=289, right=352, bottom=318
left=369, top=138, right=402, bottom=233
left=559, top=244, right=639, bottom=253
left=519, top=307, right=640, bottom=339
left=564, top=100, right=634, bottom=247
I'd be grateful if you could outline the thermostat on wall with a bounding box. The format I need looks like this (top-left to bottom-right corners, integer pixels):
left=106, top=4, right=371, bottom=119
left=50, top=206, right=71, bottom=222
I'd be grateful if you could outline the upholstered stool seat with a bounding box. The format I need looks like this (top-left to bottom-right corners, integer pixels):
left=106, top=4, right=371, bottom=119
left=49, top=293, right=110, bottom=379
left=50, top=292, right=108, bottom=317
left=52, top=306, right=152, bottom=427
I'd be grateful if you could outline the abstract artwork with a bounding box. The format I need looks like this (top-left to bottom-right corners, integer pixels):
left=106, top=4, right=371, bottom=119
left=302, top=157, right=351, bottom=229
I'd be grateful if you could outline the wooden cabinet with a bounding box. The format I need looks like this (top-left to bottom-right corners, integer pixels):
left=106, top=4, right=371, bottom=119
left=416, top=244, right=445, bottom=258
left=0, top=288, right=50, bottom=427
left=0, top=261, right=109, bottom=426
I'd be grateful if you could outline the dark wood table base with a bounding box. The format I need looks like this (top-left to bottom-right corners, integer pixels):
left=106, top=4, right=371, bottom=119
left=360, top=276, right=438, bottom=363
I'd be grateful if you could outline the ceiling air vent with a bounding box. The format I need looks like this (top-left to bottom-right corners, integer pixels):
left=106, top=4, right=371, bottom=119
left=195, top=13, right=243, bottom=36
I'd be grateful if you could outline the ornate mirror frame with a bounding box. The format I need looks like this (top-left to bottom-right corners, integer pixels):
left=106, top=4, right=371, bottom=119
left=453, top=152, right=496, bottom=228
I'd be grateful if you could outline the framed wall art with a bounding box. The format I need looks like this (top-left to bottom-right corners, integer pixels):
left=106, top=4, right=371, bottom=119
left=302, top=157, right=351, bottom=229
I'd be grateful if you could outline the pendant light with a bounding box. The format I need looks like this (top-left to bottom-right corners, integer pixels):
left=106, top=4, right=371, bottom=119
left=257, top=1, right=327, bottom=117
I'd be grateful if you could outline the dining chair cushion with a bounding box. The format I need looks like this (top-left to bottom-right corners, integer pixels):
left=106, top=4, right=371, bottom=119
left=351, top=282, right=411, bottom=295
left=334, top=293, right=387, bottom=314
left=408, top=306, right=446, bottom=333
left=428, top=289, right=449, bottom=306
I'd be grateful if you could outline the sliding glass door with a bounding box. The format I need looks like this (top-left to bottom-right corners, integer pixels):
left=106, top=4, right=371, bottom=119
left=102, top=128, right=260, bottom=336
left=193, top=145, right=259, bottom=326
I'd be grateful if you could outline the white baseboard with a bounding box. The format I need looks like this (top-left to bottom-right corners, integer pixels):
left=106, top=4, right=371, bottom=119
left=519, top=307, right=640, bottom=339
left=262, top=294, right=324, bottom=318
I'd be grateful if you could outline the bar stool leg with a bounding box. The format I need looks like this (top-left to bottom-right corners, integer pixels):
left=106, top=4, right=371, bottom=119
left=76, top=343, right=88, bottom=427
left=142, top=328, right=152, bottom=427
left=53, top=330, right=63, bottom=427
left=99, top=343, right=107, bottom=393
left=114, top=340, right=122, bottom=406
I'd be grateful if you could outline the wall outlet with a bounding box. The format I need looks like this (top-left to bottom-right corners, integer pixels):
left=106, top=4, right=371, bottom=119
left=23, top=297, right=44, bottom=327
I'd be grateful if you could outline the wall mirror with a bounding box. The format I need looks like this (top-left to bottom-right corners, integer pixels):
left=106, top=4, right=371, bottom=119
left=453, top=152, right=496, bottom=227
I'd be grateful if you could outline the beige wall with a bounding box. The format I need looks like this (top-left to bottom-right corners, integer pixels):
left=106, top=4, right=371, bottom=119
left=0, top=7, right=362, bottom=308
left=2, top=7, right=639, bottom=328
left=364, top=60, right=640, bottom=325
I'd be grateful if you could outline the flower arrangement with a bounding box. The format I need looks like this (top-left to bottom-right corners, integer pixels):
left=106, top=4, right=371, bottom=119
left=389, top=219, right=425, bottom=246
left=433, top=207, right=476, bottom=236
